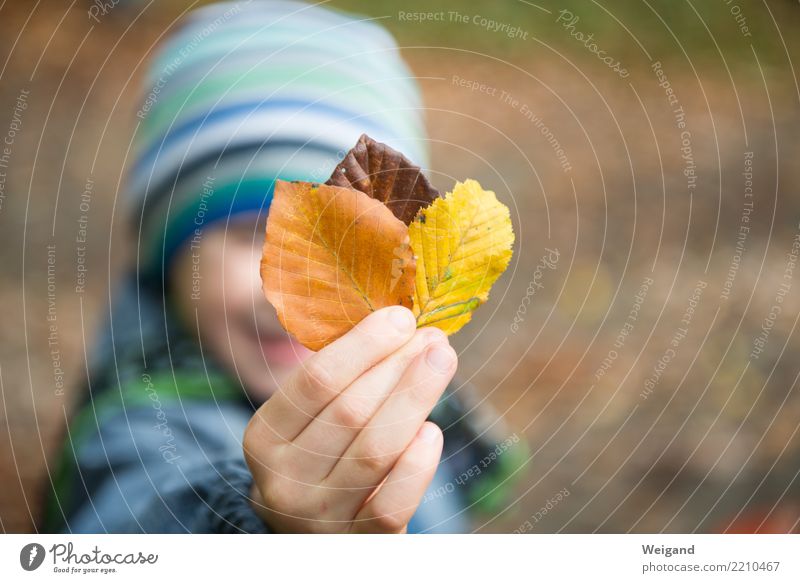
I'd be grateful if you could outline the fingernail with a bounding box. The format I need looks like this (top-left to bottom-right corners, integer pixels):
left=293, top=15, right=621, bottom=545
left=388, top=307, right=415, bottom=333
left=426, top=343, right=455, bottom=373
left=418, top=423, right=440, bottom=443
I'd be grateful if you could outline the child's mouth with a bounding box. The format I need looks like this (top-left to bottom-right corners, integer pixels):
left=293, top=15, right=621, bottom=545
left=259, top=335, right=312, bottom=366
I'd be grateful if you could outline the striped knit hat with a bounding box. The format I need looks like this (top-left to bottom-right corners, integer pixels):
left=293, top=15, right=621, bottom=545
left=129, top=0, right=429, bottom=284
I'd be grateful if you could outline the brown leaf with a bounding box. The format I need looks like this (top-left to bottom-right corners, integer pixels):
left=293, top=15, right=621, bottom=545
left=326, top=134, right=440, bottom=225
left=261, top=180, right=416, bottom=351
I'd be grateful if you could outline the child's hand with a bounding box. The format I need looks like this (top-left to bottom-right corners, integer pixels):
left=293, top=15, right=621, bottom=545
left=243, top=307, right=456, bottom=533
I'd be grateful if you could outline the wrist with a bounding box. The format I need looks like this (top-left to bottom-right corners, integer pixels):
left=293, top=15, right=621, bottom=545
left=250, top=483, right=277, bottom=531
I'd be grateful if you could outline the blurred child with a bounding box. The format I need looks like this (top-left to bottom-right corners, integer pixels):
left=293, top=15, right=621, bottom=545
left=46, top=0, right=521, bottom=533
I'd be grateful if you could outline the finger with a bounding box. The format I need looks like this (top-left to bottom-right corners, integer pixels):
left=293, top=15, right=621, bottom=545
left=292, top=326, right=446, bottom=480
left=350, top=422, right=443, bottom=534
left=250, top=306, right=416, bottom=442
left=326, top=341, right=456, bottom=516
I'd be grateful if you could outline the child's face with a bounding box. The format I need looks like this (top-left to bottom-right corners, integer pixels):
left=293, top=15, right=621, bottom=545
left=171, top=219, right=312, bottom=400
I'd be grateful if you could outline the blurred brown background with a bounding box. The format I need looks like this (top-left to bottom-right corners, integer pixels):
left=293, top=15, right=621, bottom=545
left=1, top=0, right=800, bottom=533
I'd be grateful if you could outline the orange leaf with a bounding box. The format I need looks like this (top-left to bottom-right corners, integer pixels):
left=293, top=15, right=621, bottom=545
left=261, top=180, right=416, bottom=351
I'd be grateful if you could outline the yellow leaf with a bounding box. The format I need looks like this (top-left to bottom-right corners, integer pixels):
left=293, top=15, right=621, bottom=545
left=409, top=179, right=514, bottom=334
left=261, top=180, right=416, bottom=351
